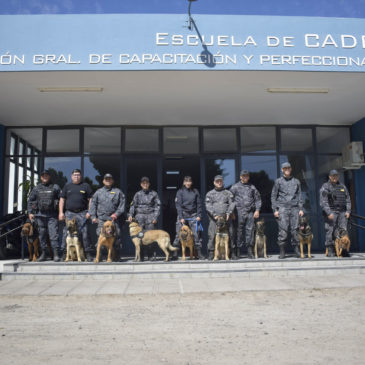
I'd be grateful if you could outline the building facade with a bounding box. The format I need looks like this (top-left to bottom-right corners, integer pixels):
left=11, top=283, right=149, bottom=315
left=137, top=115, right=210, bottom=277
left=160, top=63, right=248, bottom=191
left=1, top=1, right=365, bottom=253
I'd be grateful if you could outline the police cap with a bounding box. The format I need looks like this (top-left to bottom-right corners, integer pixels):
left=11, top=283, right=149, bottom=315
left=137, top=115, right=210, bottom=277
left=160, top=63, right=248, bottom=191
left=329, top=169, right=339, bottom=176
left=103, top=173, right=113, bottom=179
left=214, top=175, right=223, bottom=181
left=40, top=170, right=50, bottom=176
left=141, top=176, right=150, bottom=183
left=281, top=162, right=291, bottom=169
left=240, top=170, right=249, bottom=176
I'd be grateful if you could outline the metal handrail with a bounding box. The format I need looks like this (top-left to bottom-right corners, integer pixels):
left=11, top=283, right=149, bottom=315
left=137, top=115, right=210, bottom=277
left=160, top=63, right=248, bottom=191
left=0, top=213, right=26, bottom=229
left=0, top=225, right=24, bottom=239
left=350, top=212, right=365, bottom=221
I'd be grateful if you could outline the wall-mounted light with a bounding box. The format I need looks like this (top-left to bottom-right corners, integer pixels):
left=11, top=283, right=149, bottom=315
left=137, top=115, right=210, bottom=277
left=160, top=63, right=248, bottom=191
left=267, top=88, right=329, bottom=94
left=187, top=0, right=198, bottom=30
left=39, top=87, right=103, bottom=92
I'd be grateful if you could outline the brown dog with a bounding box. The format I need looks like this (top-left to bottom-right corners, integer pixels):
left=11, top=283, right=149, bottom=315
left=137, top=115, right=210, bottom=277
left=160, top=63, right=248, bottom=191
left=129, top=221, right=178, bottom=262
left=298, top=216, right=314, bottom=259
left=214, top=216, right=230, bottom=261
left=65, top=218, right=85, bottom=262
left=95, top=220, right=116, bottom=263
left=178, top=224, right=195, bottom=261
left=254, top=219, right=267, bottom=259
left=334, top=228, right=351, bottom=257
left=21, top=222, right=40, bottom=262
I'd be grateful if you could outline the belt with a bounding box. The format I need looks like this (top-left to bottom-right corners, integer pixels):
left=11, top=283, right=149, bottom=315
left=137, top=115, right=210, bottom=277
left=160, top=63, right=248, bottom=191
left=68, top=209, right=86, bottom=213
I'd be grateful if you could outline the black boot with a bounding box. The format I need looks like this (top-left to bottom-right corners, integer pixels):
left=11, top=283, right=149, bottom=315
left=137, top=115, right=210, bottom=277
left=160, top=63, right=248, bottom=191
left=53, top=250, right=60, bottom=262
left=86, top=253, right=94, bottom=262
left=247, top=246, right=254, bottom=259
left=294, top=245, right=301, bottom=258
left=208, top=251, right=214, bottom=261
left=37, top=251, right=47, bottom=262
left=231, top=249, right=238, bottom=260
left=236, top=247, right=241, bottom=259
left=171, top=247, right=179, bottom=261
left=62, top=250, right=67, bottom=261
left=196, top=247, right=205, bottom=260
left=279, top=245, right=285, bottom=259
left=327, top=245, right=335, bottom=257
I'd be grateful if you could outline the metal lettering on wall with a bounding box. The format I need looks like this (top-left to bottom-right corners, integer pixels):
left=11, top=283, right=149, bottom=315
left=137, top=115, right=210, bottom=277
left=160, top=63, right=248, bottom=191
left=1, top=14, right=365, bottom=72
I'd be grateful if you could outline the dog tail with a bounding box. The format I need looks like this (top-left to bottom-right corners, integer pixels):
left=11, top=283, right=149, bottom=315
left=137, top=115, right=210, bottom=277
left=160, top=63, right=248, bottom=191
left=168, top=241, right=179, bottom=252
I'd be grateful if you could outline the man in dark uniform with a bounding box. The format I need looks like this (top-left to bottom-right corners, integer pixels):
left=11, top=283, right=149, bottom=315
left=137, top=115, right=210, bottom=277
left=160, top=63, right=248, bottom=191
left=90, top=173, right=125, bottom=261
left=127, top=177, right=161, bottom=260
left=230, top=170, right=261, bottom=259
left=320, top=169, right=351, bottom=257
left=59, top=169, right=93, bottom=262
left=205, top=175, right=236, bottom=260
left=271, top=162, right=304, bottom=259
left=172, top=176, right=204, bottom=260
left=27, top=170, right=61, bottom=262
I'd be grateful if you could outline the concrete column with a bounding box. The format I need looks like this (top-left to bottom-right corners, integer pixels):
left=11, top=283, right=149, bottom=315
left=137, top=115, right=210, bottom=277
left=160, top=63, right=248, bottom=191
left=351, top=118, right=365, bottom=251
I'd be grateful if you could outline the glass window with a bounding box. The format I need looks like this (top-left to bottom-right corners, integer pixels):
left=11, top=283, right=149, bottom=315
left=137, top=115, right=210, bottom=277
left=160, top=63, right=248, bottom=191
left=241, top=127, right=276, bottom=153
left=125, top=129, right=159, bottom=152
left=18, top=166, right=24, bottom=211
left=84, top=156, right=121, bottom=192
left=316, top=127, right=350, bottom=154
left=84, top=127, right=121, bottom=154
left=241, top=155, right=277, bottom=213
left=280, top=155, right=316, bottom=213
left=205, top=158, right=236, bottom=191
left=7, top=160, right=15, bottom=214
left=6, top=128, right=42, bottom=154
left=46, top=129, right=80, bottom=153
left=203, top=128, right=237, bottom=152
left=44, top=157, right=81, bottom=188
left=317, top=155, right=344, bottom=186
left=163, top=127, right=199, bottom=154
left=280, top=128, right=313, bottom=152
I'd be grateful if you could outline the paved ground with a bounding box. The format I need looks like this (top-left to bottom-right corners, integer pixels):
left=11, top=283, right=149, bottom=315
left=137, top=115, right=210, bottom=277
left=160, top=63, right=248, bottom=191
left=0, top=286, right=364, bottom=364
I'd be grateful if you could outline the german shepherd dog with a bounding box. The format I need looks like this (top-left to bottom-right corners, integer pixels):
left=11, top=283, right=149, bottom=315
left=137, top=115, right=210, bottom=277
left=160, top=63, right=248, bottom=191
left=129, top=221, right=178, bottom=262
left=214, top=216, right=230, bottom=261
left=95, top=220, right=116, bottom=263
left=254, top=219, right=267, bottom=259
left=334, top=228, right=351, bottom=257
left=298, top=216, right=314, bottom=259
left=178, top=224, right=195, bottom=261
left=65, top=218, right=85, bottom=262
left=21, top=221, right=40, bottom=262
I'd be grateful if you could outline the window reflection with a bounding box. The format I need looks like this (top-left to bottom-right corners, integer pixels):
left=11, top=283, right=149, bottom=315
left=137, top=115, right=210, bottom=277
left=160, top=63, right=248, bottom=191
left=281, top=128, right=313, bottom=152
left=44, top=157, right=81, bottom=189
left=241, top=155, right=277, bottom=213
left=205, top=159, right=236, bottom=191
left=241, top=127, right=276, bottom=153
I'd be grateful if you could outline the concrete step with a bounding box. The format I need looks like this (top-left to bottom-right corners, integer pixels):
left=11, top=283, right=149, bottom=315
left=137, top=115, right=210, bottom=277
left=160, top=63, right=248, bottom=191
left=1, top=253, right=365, bottom=280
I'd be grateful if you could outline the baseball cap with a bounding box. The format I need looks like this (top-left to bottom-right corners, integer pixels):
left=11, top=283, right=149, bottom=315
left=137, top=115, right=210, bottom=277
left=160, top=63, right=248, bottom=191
left=214, top=175, right=223, bottom=181
left=281, top=162, right=291, bottom=169
left=40, top=170, right=50, bottom=176
left=329, top=169, right=339, bottom=176
left=141, top=176, right=150, bottom=183
left=240, top=170, right=249, bottom=176
left=103, top=173, right=113, bottom=179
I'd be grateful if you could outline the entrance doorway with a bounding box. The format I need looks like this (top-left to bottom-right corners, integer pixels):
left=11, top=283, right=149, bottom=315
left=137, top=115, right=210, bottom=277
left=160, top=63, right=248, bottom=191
left=162, top=157, right=201, bottom=241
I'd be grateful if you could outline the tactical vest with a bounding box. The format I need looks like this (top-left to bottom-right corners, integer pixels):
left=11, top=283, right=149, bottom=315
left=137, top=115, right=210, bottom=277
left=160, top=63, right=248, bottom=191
left=328, top=184, right=347, bottom=212
left=37, top=184, right=57, bottom=212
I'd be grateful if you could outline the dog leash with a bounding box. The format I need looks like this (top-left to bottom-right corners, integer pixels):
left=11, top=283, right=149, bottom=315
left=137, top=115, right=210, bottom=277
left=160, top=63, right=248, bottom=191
left=184, top=218, right=204, bottom=233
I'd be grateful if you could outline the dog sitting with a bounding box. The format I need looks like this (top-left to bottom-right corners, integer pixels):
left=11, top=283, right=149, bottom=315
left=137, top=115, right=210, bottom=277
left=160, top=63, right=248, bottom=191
left=95, top=220, right=116, bottom=263
left=298, top=216, right=314, bottom=259
left=334, top=228, right=351, bottom=257
left=214, top=216, right=230, bottom=261
left=21, top=221, right=40, bottom=262
left=65, top=218, right=85, bottom=262
left=129, top=221, right=178, bottom=262
left=254, top=219, right=267, bottom=259
left=178, top=224, right=195, bottom=261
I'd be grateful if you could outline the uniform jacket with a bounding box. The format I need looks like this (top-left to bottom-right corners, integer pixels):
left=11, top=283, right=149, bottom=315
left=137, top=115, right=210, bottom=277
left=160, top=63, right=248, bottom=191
left=128, top=189, right=161, bottom=221
left=205, top=188, right=235, bottom=218
left=271, top=176, right=303, bottom=211
left=90, top=186, right=125, bottom=220
left=27, top=182, right=61, bottom=216
left=320, top=180, right=351, bottom=215
left=230, top=181, right=262, bottom=213
left=175, top=187, right=202, bottom=219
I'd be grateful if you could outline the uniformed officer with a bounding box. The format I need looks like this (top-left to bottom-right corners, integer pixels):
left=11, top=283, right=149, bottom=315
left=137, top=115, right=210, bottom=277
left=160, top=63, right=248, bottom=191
left=230, top=170, right=261, bottom=259
left=27, top=170, right=61, bottom=262
left=172, top=176, right=204, bottom=260
left=127, top=177, right=161, bottom=260
left=205, top=175, right=236, bottom=260
left=59, top=169, right=93, bottom=262
left=90, top=173, right=125, bottom=261
left=319, top=169, right=351, bottom=257
left=271, top=162, right=304, bottom=259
